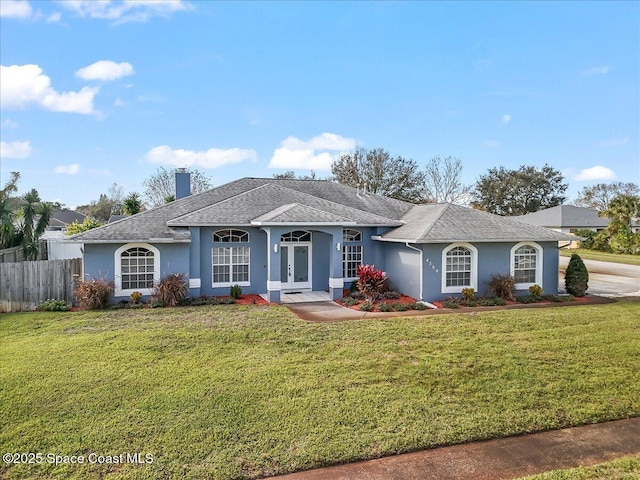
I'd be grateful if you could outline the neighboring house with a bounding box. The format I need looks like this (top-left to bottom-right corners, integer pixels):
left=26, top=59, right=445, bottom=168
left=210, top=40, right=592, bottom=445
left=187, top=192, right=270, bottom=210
left=42, top=210, right=86, bottom=259
left=69, top=172, right=573, bottom=303
left=42, top=210, right=87, bottom=237
left=108, top=215, right=126, bottom=224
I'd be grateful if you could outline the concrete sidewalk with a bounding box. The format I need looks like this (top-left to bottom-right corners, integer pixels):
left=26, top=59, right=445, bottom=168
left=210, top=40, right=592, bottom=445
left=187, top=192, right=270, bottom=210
left=270, top=418, right=640, bottom=480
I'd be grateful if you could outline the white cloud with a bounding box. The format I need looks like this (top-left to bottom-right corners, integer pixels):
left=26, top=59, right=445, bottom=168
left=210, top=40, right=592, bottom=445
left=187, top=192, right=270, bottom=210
left=0, top=119, right=19, bottom=129
left=597, top=137, right=629, bottom=147
left=0, top=0, right=33, bottom=19
left=58, top=0, right=192, bottom=25
left=46, top=11, right=62, bottom=22
left=575, top=165, right=617, bottom=181
left=501, top=114, right=511, bottom=124
left=146, top=145, right=257, bottom=169
left=269, top=132, right=357, bottom=171
left=582, top=66, right=610, bottom=76
left=1, top=64, right=98, bottom=114
left=484, top=140, right=500, bottom=148
left=0, top=140, right=32, bottom=159
left=76, top=60, right=134, bottom=81
left=114, top=98, right=125, bottom=107
left=54, top=163, right=80, bottom=175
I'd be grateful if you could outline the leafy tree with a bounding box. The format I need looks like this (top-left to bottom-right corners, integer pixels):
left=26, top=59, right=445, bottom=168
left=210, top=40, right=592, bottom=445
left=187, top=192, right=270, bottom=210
left=122, top=192, right=144, bottom=215
left=574, top=182, right=639, bottom=212
left=471, top=164, right=568, bottom=216
left=65, top=217, right=104, bottom=236
left=143, top=167, right=213, bottom=207
left=76, top=183, right=126, bottom=221
left=331, top=147, right=426, bottom=203
left=565, top=253, right=589, bottom=297
left=0, top=171, right=21, bottom=249
left=423, top=156, right=471, bottom=204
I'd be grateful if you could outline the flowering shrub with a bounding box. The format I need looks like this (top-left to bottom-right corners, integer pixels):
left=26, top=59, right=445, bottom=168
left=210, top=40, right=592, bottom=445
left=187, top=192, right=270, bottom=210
left=356, top=264, right=387, bottom=301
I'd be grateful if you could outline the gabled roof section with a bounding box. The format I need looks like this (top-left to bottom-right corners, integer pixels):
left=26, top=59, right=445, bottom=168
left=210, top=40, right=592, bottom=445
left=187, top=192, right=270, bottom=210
left=251, top=203, right=355, bottom=225
left=167, top=183, right=400, bottom=226
left=515, top=205, right=611, bottom=229
left=380, top=203, right=576, bottom=243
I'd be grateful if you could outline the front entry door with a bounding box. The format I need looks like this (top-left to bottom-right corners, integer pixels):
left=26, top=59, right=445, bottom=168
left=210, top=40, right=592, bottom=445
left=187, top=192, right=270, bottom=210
left=280, top=243, right=311, bottom=291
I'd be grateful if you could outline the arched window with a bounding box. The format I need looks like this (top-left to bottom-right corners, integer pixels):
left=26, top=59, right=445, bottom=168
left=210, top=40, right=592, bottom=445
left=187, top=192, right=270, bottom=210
left=212, top=229, right=250, bottom=286
left=511, top=242, right=543, bottom=288
left=442, top=243, right=478, bottom=293
left=280, top=230, right=312, bottom=242
left=114, top=243, right=160, bottom=296
left=213, top=229, right=249, bottom=243
left=342, top=229, right=363, bottom=279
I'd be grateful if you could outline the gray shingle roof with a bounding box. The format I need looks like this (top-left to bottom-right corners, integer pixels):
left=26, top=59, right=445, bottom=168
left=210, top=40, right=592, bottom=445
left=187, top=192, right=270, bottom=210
left=379, top=204, right=575, bottom=243
left=515, top=205, right=611, bottom=229
left=69, top=178, right=407, bottom=242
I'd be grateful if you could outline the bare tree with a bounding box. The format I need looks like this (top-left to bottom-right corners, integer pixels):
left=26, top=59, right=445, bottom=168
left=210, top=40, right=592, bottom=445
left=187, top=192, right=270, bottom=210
left=573, top=182, right=640, bottom=212
left=423, top=156, right=471, bottom=204
left=331, top=147, right=425, bottom=203
left=143, top=167, right=213, bottom=207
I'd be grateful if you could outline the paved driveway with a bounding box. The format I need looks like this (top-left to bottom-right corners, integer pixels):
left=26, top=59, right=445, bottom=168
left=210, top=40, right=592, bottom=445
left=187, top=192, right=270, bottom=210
left=559, top=256, right=640, bottom=296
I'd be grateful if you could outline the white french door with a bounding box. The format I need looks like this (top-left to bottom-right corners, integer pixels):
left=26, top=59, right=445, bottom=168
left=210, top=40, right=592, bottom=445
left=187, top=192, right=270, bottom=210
left=280, top=243, right=312, bottom=291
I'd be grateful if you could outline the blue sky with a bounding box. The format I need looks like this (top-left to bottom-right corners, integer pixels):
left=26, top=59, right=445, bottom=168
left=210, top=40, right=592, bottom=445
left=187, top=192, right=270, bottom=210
left=1, top=0, right=638, bottom=208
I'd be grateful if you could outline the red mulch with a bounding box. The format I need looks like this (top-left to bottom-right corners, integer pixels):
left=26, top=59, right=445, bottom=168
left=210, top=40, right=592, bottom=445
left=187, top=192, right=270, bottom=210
left=433, top=295, right=598, bottom=310
left=223, top=294, right=271, bottom=306
left=337, top=294, right=418, bottom=312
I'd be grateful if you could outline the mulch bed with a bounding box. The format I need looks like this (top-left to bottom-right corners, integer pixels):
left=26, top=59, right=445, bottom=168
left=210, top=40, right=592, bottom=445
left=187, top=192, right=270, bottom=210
left=227, top=294, right=271, bottom=306
left=337, top=294, right=420, bottom=312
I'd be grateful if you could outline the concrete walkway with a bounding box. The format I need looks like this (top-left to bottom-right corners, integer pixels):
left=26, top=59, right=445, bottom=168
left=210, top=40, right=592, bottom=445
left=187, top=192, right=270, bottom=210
left=271, top=418, right=640, bottom=480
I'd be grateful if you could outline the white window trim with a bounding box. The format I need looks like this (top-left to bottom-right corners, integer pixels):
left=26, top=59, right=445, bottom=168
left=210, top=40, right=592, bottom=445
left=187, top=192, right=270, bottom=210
left=114, top=243, right=160, bottom=297
left=510, top=242, right=543, bottom=290
left=211, top=246, right=251, bottom=288
left=343, top=243, right=363, bottom=281
left=212, top=229, right=249, bottom=243
left=441, top=242, right=478, bottom=294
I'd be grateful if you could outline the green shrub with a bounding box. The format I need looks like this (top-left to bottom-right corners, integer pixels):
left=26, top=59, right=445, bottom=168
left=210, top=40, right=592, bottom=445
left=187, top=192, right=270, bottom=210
left=442, top=301, right=460, bottom=309
left=377, top=303, right=393, bottom=312
left=488, top=274, right=515, bottom=301
left=528, top=284, right=543, bottom=298
left=565, top=253, right=589, bottom=297
left=75, top=278, right=114, bottom=310
left=610, top=229, right=640, bottom=255
left=356, top=264, right=387, bottom=301
left=517, top=295, right=539, bottom=304
left=493, top=297, right=506, bottom=306
left=461, top=287, right=475, bottom=301
left=230, top=284, right=242, bottom=299
left=574, top=229, right=612, bottom=252
left=37, top=299, right=70, bottom=311
left=348, top=281, right=358, bottom=294
left=413, top=302, right=427, bottom=310
left=459, top=299, right=478, bottom=307
left=341, top=296, right=358, bottom=306
left=382, top=291, right=401, bottom=300
left=129, top=291, right=143, bottom=304
left=152, top=273, right=188, bottom=307
left=391, top=302, right=408, bottom=311
left=359, top=301, right=374, bottom=312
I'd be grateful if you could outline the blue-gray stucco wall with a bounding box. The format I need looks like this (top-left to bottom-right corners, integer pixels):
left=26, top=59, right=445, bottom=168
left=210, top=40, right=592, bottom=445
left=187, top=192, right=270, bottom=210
left=381, top=241, right=561, bottom=302
left=83, top=242, right=190, bottom=300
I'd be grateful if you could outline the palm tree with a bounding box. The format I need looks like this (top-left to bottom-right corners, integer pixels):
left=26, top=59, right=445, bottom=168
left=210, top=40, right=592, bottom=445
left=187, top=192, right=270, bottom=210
left=122, top=192, right=143, bottom=215
left=19, top=189, right=52, bottom=260
left=600, top=194, right=640, bottom=233
left=0, top=172, right=21, bottom=249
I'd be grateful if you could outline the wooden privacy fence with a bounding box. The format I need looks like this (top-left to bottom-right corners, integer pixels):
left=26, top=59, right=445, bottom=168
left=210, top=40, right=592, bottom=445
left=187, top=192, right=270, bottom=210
left=0, top=258, right=82, bottom=313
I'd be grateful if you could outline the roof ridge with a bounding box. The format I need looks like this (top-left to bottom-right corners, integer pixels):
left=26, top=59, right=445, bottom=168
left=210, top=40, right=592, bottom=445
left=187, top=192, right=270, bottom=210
left=407, top=203, right=451, bottom=239
left=168, top=183, right=272, bottom=224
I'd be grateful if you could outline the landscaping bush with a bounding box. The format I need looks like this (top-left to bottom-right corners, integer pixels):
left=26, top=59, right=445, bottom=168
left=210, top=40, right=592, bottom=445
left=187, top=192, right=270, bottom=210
left=529, top=284, right=543, bottom=298
left=230, top=284, right=243, bottom=299
left=565, top=253, right=589, bottom=297
left=459, top=299, right=478, bottom=307
left=37, top=299, right=70, bottom=312
left=377, top=303, right=393, bottom=312
left=488, top=274, right=515, bottom=301
left=356, top=264, right=387, bottom=301
left=341, top=296, right=358, bottom=306
left=152, top=273, right=188, bottom=307
left=610, top=229, right=640, bottom=255
left=382, top=290, right=401, bottom=300
left=359, top=301, right=374, bottom=312
left=442, top=301, right=460, bottom=309
left=129, top=291, right=143, bottom=304
left=516, top=295, right=539, bottom=304
left=391, top=302, right=408, bottom=311
left=412, top=302, right=427, bottom=310
left=75, top=279, right=113, bottom=310
left=461, top=287, right=475, bottom=301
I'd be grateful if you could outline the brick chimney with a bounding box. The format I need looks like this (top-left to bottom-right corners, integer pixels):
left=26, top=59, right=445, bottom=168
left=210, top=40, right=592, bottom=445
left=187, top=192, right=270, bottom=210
left=175, top=168, right=191, bottom=200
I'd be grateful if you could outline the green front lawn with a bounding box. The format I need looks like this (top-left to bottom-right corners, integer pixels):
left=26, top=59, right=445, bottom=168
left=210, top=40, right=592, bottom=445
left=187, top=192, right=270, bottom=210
left=1, top=300, right=639, bottom=479
left=560, top=248, right=640, bottom=266
left=519, top=455, right=640, bottom=479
